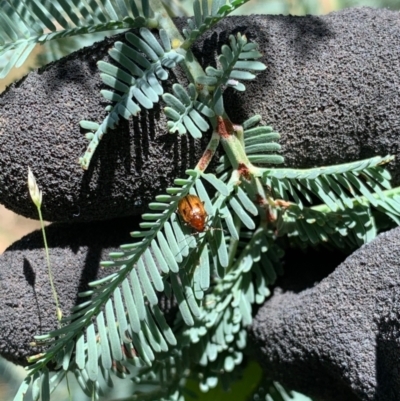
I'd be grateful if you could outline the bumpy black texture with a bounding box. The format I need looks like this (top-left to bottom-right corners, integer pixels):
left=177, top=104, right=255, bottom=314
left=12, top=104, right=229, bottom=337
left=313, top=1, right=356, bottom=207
left=250, top=227, right=400, bottom=401
left=0, top=7, right=399, bottom=222
left=0, top=218, right=137, bottom=366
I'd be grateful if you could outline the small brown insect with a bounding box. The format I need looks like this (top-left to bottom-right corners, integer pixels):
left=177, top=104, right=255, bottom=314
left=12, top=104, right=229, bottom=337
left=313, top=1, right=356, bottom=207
left=178, top=194, right=207, bottom=232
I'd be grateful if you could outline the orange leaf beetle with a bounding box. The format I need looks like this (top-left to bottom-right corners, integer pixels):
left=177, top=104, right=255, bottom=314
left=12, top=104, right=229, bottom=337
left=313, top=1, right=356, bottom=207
left=178, top=194, right=207, bottom=232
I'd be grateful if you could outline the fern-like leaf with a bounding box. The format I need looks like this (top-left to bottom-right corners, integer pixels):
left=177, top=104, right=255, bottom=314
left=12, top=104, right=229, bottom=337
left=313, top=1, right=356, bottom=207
left=179, top=228, right=282, bottom=391
left=79, top=28, right=184, bottom=169
left=262, top=155, right=400, bottom=221
left=196, top=32, right=266, bottom=115
left=182, top=0, right=251, bottom=49
left=277, top=204, right=377, bottom=248
left=163, top=83, right=215, bottom=138
left=0, top=0, right=151, bottom=80
left=25, top=170, right=235, bottom=398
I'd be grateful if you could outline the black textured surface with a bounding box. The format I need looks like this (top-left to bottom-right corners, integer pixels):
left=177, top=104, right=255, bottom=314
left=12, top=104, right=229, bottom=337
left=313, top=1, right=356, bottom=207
left=0, top=217, right=137, bottom=365
left=250, top=227, right=400, bottom=401
left=0, top=8, right=399, bottom=222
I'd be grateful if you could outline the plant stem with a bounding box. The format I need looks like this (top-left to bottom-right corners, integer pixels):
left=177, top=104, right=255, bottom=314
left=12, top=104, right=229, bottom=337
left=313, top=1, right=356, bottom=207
left=37, top=207, right=61, bottom=322
left=195, top=131, right=220, bottom=171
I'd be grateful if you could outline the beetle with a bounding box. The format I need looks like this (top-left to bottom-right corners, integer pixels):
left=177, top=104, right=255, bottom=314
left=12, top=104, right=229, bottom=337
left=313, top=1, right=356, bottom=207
left=178, top=194, right=207, bottom=232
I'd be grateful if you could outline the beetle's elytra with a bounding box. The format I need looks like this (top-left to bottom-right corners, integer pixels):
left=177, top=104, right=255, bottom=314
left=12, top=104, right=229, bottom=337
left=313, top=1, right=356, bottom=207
left=178, top=194, right=207, bottom=232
